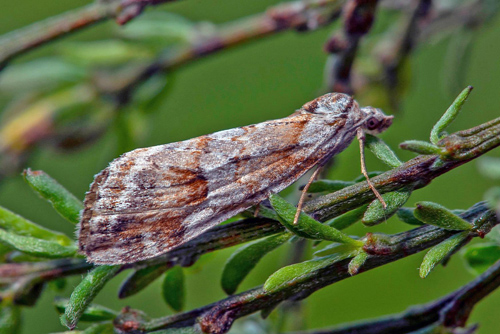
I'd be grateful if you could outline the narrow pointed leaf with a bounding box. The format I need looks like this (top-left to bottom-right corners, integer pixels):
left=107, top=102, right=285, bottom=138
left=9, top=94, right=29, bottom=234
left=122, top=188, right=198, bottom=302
left=119, top=264, right=170, bottom=298
left=82, top=322, right=114, bottom=334
left=313, top=242, right=360, bottom=258
left=162, top=266, right=185, bottom=312
left=362, top=190, right=412, bottom=226
left=462, top=243, right=500, bottom=275
left=55, top=298, right=117, bottom=322
left=24, top=169, right=84, bottom=224
left=348, top=251, right=368, bottom=275
left=399, top=140, right=442, bottom=155
left=430, top=86, right=473, bottom=144
left=396, top=207, right=424, bottom=226
left=0, top=229, right=76, bottom=258
left=0, top=205, right=72, bottom=246
left=269, top=194, right=362, bottom=246
left=221, top=232, right=291, bottom=295
left=365, top=134, right=402, bottom=168
left=305, top=180, right=354, bottom=193
left=256, top=204, right=280, bottom=221
left=0, top=305, right=21, bottom=334
left=325, top=204, right=368, bottom=230
left=264, top=252, right=354, bottom=293
left=61, top=265, right=119, bottom=330
left=420, top=231, right=469, bottom=278
left=414, top=202, right=472, bottom=230
left=353, top=171, right=383, bottom=182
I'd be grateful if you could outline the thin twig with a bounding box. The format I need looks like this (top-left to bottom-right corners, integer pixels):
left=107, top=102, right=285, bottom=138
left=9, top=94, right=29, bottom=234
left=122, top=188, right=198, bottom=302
left=324, top=0, right=379, bottom=93
left=0, top=0, right=180, bottom=67
left=111, top=0, right=345, bottom=104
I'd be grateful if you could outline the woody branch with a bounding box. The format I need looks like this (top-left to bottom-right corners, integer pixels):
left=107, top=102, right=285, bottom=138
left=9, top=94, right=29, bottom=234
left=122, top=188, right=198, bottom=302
left=108, top=0, right=345, bottom=104
left=291, top=258, right=500, bottom=334
left=115, top=203, right=497, bottom=333
left=324, top=0, right=380, bottom=94
left=0, top=0, right=343, bottom=69
left=1, top=114, right=499, bottom=331
left=0, top=0, right=183, bottom=68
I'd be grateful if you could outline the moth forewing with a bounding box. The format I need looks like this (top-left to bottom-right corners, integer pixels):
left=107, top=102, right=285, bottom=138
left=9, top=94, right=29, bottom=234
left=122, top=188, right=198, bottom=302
left=78, top=93, right=392, bottom=264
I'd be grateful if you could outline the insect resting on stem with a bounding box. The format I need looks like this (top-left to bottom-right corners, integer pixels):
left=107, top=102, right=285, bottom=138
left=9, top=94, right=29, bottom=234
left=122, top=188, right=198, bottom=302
left=78, top=93, right=393, bottom=264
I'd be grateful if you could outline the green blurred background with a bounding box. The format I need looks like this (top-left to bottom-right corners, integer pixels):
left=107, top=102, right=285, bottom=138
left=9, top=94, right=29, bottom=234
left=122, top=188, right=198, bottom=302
left=1, top=0, right=500, bottom=333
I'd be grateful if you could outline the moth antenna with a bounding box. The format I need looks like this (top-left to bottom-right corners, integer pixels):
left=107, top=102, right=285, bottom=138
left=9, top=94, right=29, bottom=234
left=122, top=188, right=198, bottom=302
left=357, top=128, right=387, bottom=209
left=293, top=167, right=322, bottom=225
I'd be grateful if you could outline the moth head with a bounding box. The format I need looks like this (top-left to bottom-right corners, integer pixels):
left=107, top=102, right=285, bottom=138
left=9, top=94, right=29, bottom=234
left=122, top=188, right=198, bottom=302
left=360, top=107, right=393, bottom=135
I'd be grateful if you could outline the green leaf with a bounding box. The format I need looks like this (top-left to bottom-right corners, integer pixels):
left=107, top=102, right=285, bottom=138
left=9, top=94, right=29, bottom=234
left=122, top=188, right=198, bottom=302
left=0, top=229, right=76, bottom=258
left=396, top=207, right=424, bottom=226
left=430, top=86, right=473, bottom=144
left=23, top=169, right=84, bottom=224
left=61, top=265, right=120, bottom=330
left=0, top=305, right=21, bottom=334
left=477, top=157, right=500, bottom=179
left=462, top=243, right=500, bottom=275
left=306, top=180, right=354, bottom=193
left=264, top=252, right=354, bottom=293
left=119, top=12, right=195, bottom=43
left=420, top=231, right=469, bottom=278
left=362, top=190, right=412, bottom=226
left=256, top=204, right=280, bottom=221
left=59, top=40, right=152, bottom=66
left=313, top=242, right=361, bottom=257
left=399, top=140, right=442, bottom=155
left=414, top=202, right=473, bottom=231
left=365, top=134, right=402, bottom=168
left=162, top=266, right=185, bottom=312
left=269, top=194, right=362, bottom=246
left=348, top=251, right=368, bottom=275
left=0, top=205, right=73, bottom=246
left=119, top=264, right=169, bottom=298
left=484, top=186, right=500, bottom=213
left=221, top=232, right=291, bottom=295
left=325, top=204, right=369, bottom=230
left=0, top=58, right=86, bottom=93
left=353, top=171, right=383, bottom=182
left=55, top=298, right=117, bottom=322
left=82, top=323, right=114, bottom=334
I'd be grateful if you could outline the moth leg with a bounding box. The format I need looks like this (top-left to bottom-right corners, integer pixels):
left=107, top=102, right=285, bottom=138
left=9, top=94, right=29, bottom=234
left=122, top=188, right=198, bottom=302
left=254, top=203, right=261, bottom=217
left=293, top=167, right=322, bottom=225
left=357, top=128, right=387, bottom=208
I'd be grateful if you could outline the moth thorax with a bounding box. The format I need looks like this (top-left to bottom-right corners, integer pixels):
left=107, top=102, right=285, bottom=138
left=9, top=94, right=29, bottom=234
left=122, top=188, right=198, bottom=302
left=301, top=93, right=358, bottom=115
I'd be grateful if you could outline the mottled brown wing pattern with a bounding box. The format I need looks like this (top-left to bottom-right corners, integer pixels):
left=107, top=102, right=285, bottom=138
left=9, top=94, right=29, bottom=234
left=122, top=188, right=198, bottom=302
left=79, top=111, right=350, bottom=264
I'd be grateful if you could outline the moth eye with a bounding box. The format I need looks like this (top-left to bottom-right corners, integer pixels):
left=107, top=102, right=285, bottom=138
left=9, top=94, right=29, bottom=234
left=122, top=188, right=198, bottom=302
left=366, top=117, right=381, bottom=130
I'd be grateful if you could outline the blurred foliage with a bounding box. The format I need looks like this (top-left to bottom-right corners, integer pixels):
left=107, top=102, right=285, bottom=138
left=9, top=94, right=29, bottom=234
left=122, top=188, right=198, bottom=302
left=0, top=0, right=500, bottom=333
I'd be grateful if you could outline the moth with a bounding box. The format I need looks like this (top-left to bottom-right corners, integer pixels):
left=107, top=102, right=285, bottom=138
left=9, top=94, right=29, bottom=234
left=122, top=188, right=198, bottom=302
left=78, top=93, right=393, bottom=264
